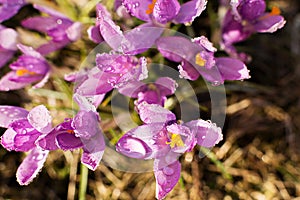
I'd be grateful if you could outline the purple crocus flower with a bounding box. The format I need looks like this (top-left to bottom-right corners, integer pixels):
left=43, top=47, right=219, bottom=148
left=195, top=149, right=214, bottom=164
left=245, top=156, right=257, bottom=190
left=74, top=53, right=148, bottom=96
left=37, top=94, right=105, bottom=170
left=156, top=35, right=250, bottom=85
left=0, top=0, right=26, bottom=23
left=122, top=0, right=207, bottom=24
left=21, top=4, right=81, bottom=55
left=0, top=44, right=50, bottom=91
left=116, top=102, right=222, bottom=199
left=0, top=25, right=18, bottom=69
left=0, top=105, right=52, bottom=185
left=221, top=0, right=286, bottom=61
left=118, top=77, right=177, bottom=107
left=88, top=3, right=163, bottom=55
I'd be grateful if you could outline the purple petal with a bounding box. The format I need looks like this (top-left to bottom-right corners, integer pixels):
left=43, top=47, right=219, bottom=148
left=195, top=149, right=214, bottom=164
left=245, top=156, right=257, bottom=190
left=87, top=25, right=104, bottom=43
left=238, top=0, right=266, bottom=21
left=0, top=0, right=25, bottom=23
left=21, top=16, right=58, bottom=33
left=0, top=50, right=15, bottom=69
left=215, top=57, right=250, bottom=81
left=81, top=131, right=105, bottom=170
left=56, top=133, right=83, bottom=150
left=1, top=128, right=18, bottom=151
left=185, top=120, right=223, bottom=147
left=123, top=23, right=164, bottom=55
left=153, top=151, right=180, bottom=170
left=137, top=102, right=176, bottom=124
left=174, top=0, right=207, bottom=24
left=16, top=147, right=49, bottom=185
left=72, top=110, right=100, bottom=139
left=32, top=71, right=50, bottom=89
left=73, top=94, right=97, bottom=112
left=37, top=40, right=70, bottom=55
left=122, top=0, right=152, bottom=22
left=66, top=22, right=82, bottom=41
left=0, top=106, right=28, bottom=128
left=178, top=61, right=200, bottom=81
left=27, top=105, right=52, bottom=134
left=154, top=160, right=181, bottom=200
left=33, top=4, right=69, bottom=19
left=155, top=77, right=177, bottom=96
left=0, top=27, right=18, bottom=50
left=116, top=123, right=170, bottom=159
left=36, top=130, right=59, bottom=150
left=136, top=90, right=165, bottom=106
left=118, top=81, right=146, bottom=98
left=0, top=72, right=32, bottom=91
left=255, top=14, right=286, bottom=33
left=153, top=0, right=180, bottom=24
left=17, top=44, right=44, bottom=59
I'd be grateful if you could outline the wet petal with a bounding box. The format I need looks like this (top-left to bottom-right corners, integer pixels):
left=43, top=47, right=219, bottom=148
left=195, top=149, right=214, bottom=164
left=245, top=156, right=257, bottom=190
left=0, top=106, right=28, bottom=128
left=137, top=102, right=176, bottom=124
left=73, top=94, right=97, bottom=112
left=16, top=147, right=49, bottom=185
left=185, top=120, right=223, bottom=147
left=155, top=77, right=177, bottom=96
left=66, top=22, right=82, bottom=41
left=118, top=81, right=146, bottom=98
left=36, top=130, right=59, bottom=150
left=174, top=0, right=207, bottom=24
left=87, top=25, right=104, bottom=43
left=255, top=14, right=286, bottom=33
left=72, top=110, right=100, bottom=139
left=0, top=71, right=33, bottom=91
left=238, top=0, right=266, bottom=21
left=153, top=0, right=180, bottom=24
left=0, top=50, right=15, bottom=69
left=122, top=0, right=152, bottom=22
left=0, top=0, right=25, bottom=23
left=27, top=105, right=52, bottom=134
left=154, top=160, right=181, bottom=200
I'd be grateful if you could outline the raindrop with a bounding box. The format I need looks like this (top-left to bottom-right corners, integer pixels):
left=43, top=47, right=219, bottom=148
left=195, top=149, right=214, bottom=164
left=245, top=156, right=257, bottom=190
left=57, top=19, right=62, bottom=25
left=3, top=111, right=8, bottom=115
left=212, top=81, right=220, bottom=86
left=201, top=135, right=206, bottom=139
left=133, top=2, right=140, bottom=8
left=21, top=129, right=27, bottom=134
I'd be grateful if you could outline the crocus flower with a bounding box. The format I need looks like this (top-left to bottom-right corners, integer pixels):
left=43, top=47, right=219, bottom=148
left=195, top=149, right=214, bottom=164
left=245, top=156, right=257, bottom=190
left=0, top=44, right=50, bottom=91
left=88, top=3, right=163, bottom=55
left=0, top=0, right=26, bottom=23
left=221, top=0, right=286, bottom=61
left=118, top=77, right=177, bottom=107
left=156, top=35, right=250, bottom=85
left=0, top=25, right=18, bottom=69
left=21, top=4, right=81, bottom=55
left=37, top=94, right=105, bottom=170
left=122, top=0, right=207, bottom=24
left=0, top=105, right=52, bottom=185
left=116, top=102, right=222, bottom=199
left=74, top=53, right=148, bottom=96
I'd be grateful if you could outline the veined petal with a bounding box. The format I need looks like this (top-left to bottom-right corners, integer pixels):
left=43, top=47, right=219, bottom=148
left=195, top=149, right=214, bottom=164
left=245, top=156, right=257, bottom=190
left=73, top=110, right=100, bottom=139
left=0, top=71, right=33, bottom=91
left=118, top=81, right=146, bottom=98
left=153, top=0, right=180, bottom=24
left=87, top=25, right=104, bottom=43
left=33, top=4, right=69, bottom=19
left=238, top=0, right=266, bottom=21
left=56, top=133, right=83, bottom=150
left=155, top=77, right=177, bottom=96
left=174, top=0, right=207, bottom=24
left=27, top=105, right=52, bottom=134
left=0, top=106, right=28, bottom=128
left=154, top=160, right=181, bottom=200
left=16, top=147, right=49, bottom=185
left=37, top=40, right=69, bottom=55
left=21, top=16, right=58, bottom=34
left=137, top=102, right=176, bottom=124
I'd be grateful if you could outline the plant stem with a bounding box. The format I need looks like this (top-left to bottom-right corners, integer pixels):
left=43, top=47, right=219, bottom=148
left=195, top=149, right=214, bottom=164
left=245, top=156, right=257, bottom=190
left=78, top=164, right=88, bottom=200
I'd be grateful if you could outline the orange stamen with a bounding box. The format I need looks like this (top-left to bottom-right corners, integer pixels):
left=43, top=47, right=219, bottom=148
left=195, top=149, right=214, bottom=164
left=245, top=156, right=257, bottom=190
left=146, top=0, right=157, bottom=15
left=195, top=53, right=206, bottom=67
left=16, top=69, right=36, bottom=76
left=67, top=130, right=75, bottom=134
left=166, top=134, right=185, bottom=148
left=270, top=6, right=281, bottom=16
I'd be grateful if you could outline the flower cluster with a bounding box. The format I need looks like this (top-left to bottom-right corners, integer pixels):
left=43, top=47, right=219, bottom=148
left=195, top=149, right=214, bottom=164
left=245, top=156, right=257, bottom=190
left=0, top=0, right=285, bottom=199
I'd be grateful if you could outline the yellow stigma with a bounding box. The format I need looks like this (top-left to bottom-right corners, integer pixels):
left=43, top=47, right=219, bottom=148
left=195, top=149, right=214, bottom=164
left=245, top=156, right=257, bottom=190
left=270, top=6, right=281, bottom=15
left=148, top=83, right=157, bottom=90
left=195, top=53, right=206, bottom=67
left=166, top=134, right=185, bottom=148
left=16, top=69, right=36, bottom=77
left=146, top=0, right=157, bottom=15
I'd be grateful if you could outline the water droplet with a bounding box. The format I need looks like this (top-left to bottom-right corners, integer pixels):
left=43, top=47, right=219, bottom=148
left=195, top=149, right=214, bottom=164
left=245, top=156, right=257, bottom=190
left=133, top=2, right=140, bottom=8
left=57, top=19, right=62, bottom=25
left=21, top=129, right=27, bottom=134
left=212, top=81, right=220, bottom=86
left=3, top=111, right=8, bottom=115
left=163, top=167, right=174, bottom=175
left=202, top=135, right=206, bottom=139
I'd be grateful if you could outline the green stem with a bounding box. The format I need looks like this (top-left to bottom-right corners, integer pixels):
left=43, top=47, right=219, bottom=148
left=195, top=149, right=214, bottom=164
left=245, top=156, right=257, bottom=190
left=78, top=164, right=88, bottom=200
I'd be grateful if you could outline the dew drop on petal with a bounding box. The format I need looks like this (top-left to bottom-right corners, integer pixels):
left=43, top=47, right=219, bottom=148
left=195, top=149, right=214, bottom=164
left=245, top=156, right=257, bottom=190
left=57, top=19, right=62, bottom=25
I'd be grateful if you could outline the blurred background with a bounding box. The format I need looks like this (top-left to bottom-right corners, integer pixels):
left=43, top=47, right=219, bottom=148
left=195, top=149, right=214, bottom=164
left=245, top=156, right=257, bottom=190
left=1, top=0, right=300, bottom=199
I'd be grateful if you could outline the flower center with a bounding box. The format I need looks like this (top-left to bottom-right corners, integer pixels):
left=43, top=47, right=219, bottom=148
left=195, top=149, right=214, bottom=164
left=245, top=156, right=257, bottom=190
left=16, top=68, right=36, bottom=77
left=67, top=130, right=75, bottom=134
left=166, top=133, right=184, bottom=148
left=148, top=83, right=157, bottom=90
left=195, top=53, right=206, bottom=67
left=146, top=0, right=157, bottom=15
